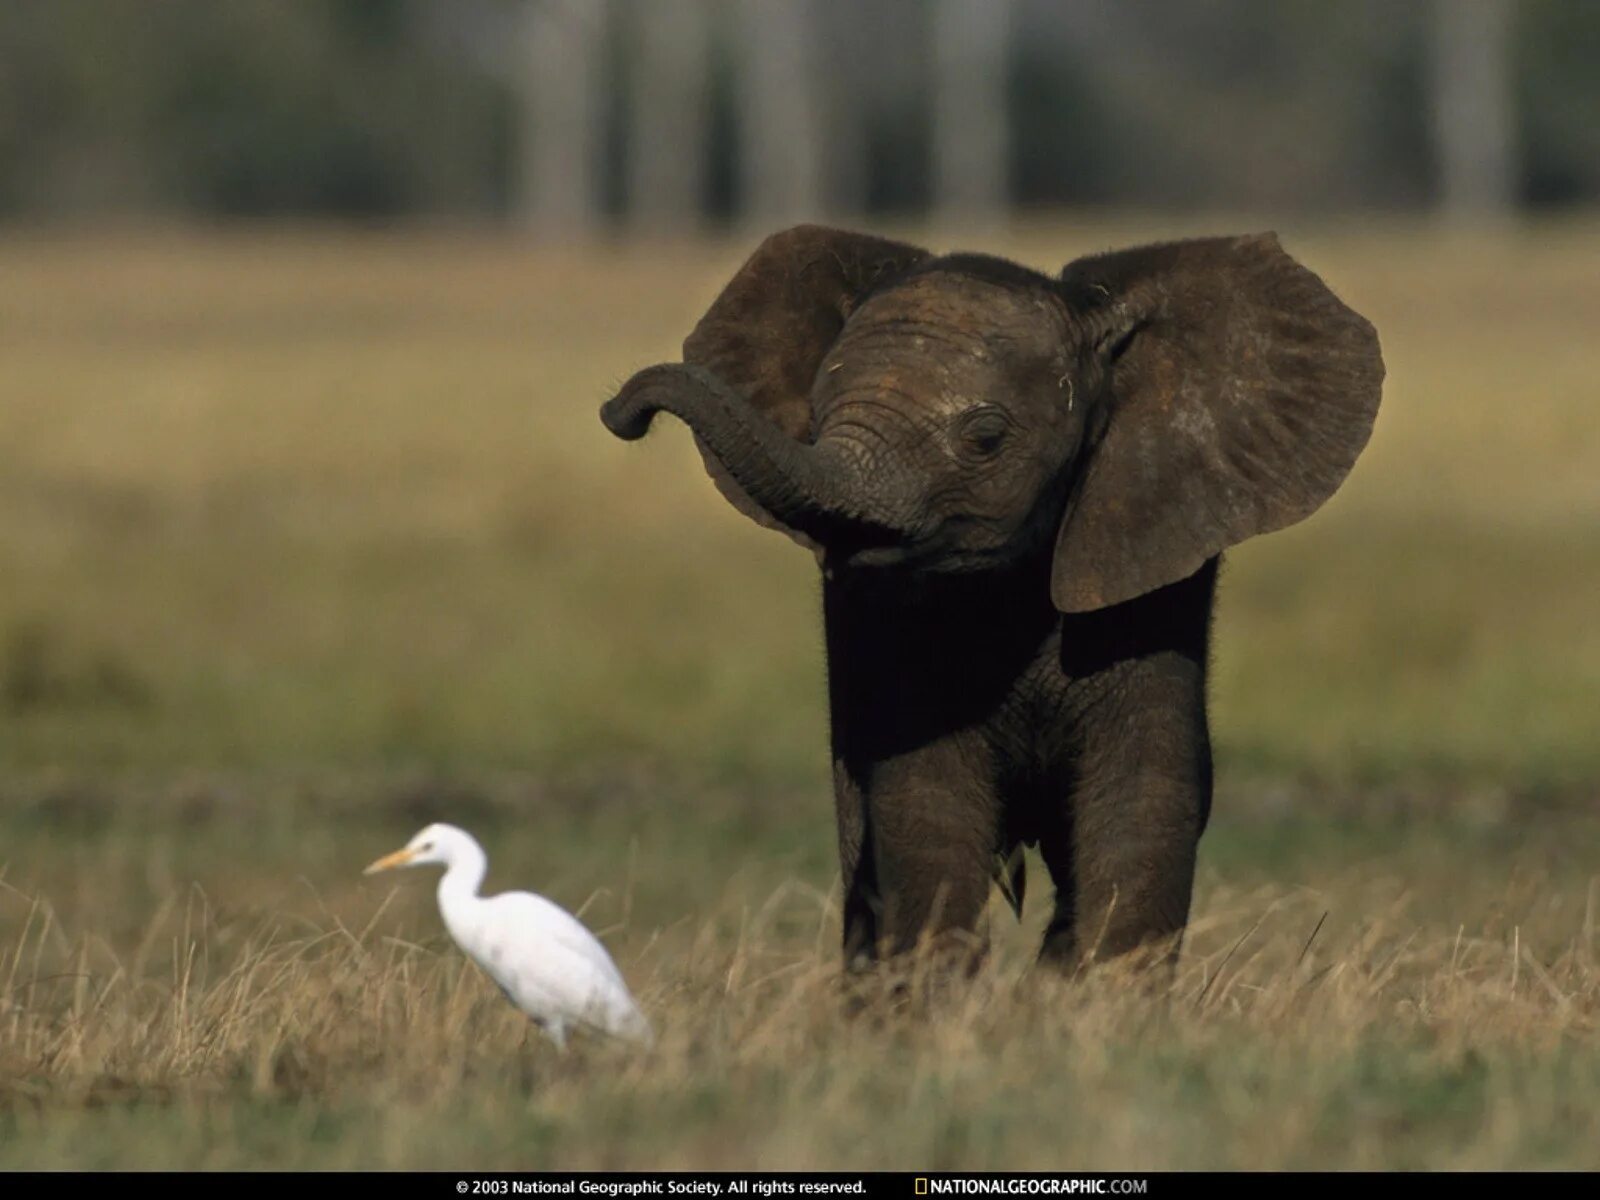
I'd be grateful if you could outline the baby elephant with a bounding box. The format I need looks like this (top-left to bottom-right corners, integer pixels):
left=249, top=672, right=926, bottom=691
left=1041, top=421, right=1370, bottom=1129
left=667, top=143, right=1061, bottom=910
left=603, top=226, right=1383, bottom=974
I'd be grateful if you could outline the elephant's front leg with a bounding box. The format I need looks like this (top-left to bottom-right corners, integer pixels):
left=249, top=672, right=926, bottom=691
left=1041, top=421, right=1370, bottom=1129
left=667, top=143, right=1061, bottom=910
left=840, top=736, right=1002, bottom=965
left=834, top=758, right=879, bottom=968
left=1039, top=647, right=1213, bottom=974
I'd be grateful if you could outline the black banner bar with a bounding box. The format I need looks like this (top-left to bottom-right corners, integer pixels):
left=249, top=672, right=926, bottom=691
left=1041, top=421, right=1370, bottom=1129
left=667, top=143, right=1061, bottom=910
left=2, top=1172, right=1592, bottom=1195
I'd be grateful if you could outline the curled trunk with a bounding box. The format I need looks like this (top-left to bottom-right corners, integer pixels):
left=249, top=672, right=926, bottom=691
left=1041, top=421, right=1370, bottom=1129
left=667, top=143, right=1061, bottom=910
left=601, top=363, right=881, bottom=543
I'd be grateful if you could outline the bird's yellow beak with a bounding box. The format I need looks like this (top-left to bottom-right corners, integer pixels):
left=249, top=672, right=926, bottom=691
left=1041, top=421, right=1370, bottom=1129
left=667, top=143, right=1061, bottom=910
left=363, top=847, right=417, bottom=875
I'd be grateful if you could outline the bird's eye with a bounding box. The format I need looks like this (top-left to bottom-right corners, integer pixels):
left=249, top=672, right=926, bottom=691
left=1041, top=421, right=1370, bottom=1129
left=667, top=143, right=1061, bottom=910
left=958, top=409, right=1011, bottom=459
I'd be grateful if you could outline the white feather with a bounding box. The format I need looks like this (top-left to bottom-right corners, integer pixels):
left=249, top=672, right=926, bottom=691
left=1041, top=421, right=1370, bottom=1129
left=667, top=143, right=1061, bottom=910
left=365, top=823, right=651, bottom=1048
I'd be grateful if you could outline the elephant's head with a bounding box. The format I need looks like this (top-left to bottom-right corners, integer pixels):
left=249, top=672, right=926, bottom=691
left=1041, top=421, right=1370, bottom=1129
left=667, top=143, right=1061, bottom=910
left=601, top=225, right=1383, bottom=611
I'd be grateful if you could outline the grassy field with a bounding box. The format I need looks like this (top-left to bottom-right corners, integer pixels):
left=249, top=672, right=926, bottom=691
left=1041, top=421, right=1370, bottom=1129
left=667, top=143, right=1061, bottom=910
left=1, top=217, right=1598, bottom=1169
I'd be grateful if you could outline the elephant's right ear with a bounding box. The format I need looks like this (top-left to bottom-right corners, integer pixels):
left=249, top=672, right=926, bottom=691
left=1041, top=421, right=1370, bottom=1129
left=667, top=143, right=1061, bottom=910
left=675, top=225, right=929, bottom=545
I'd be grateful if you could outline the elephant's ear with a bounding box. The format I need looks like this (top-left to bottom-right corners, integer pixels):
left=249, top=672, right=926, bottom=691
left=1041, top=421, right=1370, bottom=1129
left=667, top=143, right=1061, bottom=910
left=1051, top=233, right=1384, bottom=613
left=678, top=225, right=930, bottom=546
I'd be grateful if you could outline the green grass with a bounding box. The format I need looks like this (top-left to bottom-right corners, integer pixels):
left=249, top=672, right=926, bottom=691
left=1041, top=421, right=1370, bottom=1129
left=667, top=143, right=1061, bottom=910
left=1, top=219, right=1598, bottom=1168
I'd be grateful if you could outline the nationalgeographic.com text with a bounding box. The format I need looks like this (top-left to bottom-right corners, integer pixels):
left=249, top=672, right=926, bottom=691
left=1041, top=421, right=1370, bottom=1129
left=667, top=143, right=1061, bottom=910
left=925, top=1180, right=1147, bottom=1195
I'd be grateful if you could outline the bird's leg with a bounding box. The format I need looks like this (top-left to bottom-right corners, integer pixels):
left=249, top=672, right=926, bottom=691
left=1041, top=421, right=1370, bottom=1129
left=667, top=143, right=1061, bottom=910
left=516, top=1026, right=537, bottom=1092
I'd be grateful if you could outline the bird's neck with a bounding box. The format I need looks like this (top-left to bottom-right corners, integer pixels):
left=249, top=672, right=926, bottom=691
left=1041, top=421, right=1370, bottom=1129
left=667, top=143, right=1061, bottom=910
left=437, top=845, right=488, bottom=910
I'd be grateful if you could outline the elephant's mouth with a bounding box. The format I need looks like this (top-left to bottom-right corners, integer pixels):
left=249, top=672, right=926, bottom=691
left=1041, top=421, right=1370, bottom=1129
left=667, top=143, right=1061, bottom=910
left=819, top=521, right=913, bottom=574
left=825, top=545, right=915, bottom=576
left=821, top=522, right=985, bottom=576
left=839, top=545, right=910, bottom=568
left=823, top=514, right=1034, bottom=579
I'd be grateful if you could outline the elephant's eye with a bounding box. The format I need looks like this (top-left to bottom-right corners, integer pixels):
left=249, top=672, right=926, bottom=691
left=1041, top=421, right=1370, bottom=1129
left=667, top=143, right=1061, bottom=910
left=957, top=409, right=1011, bottom=459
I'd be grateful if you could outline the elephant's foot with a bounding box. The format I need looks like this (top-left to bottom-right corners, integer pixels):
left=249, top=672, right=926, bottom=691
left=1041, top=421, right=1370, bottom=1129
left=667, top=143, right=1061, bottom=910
left=837, top=924, right=992, bottom=1020
left=1037, top=917, right=1185, bottom=993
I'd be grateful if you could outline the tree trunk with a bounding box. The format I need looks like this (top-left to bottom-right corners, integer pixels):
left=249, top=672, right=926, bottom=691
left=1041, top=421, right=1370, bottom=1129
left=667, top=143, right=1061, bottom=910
left=931, top=0, right=1013, bottom=228
left=1429, top=0, right=1518, bottom=219
left=624, top=0, right=710, bottom=233
left=515, top=0, right=606, bottom=236
left=733, top=0, right=825, bottom=225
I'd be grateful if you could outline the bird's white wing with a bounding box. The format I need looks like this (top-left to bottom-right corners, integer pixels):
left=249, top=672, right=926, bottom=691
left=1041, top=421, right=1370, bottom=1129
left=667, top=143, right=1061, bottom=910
left=488, top=891, right=631, bottom=987
left=459, top=890, right=649, bottom=1040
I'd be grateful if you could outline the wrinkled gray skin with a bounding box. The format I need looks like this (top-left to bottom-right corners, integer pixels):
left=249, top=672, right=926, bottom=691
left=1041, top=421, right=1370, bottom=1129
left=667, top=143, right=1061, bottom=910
left=602, top=226, right=1383, bottom=974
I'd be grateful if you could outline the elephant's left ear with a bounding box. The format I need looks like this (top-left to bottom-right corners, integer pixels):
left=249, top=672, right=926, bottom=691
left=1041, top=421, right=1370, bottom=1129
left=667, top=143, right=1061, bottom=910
left=1051, top=233, right=1384, bottom=613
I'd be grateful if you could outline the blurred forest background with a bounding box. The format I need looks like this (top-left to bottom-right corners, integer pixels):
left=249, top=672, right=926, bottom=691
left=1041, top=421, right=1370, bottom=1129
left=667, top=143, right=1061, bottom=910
left=1, top=0, right=1596, bottom=228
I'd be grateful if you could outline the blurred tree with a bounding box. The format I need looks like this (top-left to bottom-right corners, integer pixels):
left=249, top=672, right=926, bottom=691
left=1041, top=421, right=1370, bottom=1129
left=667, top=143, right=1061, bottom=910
left=1, top=0, right=1599, bottom=224
left=514, top=0, right=605, bottom=235
left=1027, top=0, right=1434, bottom=212
left=0, top=0, right=507, bottom=218
left=732, top=0, right=825, bottom=224
left=1516, top=0, right=1600, bottom=206
left=1429, top=0, right=1517, bottom=219
left=623, top=0, right=710, bottom=232
left=931, top=0, right=1012, bottom=227
left=815, top=0, right=930, bottom=218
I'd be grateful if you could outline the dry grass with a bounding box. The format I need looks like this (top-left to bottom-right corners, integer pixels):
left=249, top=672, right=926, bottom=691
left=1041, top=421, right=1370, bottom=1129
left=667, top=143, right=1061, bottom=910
left=4, top=834, right=1598, bottom=1170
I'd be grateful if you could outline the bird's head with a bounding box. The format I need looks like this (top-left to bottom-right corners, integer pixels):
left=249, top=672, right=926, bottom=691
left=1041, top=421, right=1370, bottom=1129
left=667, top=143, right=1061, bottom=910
left=363, top=822, right=469, bottom=874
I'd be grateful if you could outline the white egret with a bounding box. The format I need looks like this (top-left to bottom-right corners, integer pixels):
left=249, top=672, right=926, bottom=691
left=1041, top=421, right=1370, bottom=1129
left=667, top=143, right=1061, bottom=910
left=364, top=823, right=651, bottom=1048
